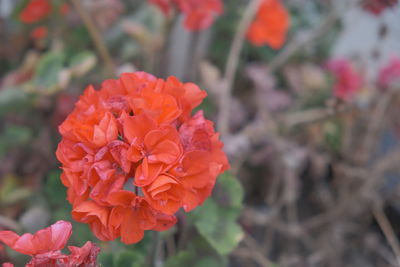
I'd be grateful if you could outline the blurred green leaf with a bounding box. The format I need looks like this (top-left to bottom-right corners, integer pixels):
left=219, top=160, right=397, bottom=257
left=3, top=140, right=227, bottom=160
left=68, top=51, right=97, bottom=77
left=0, top=125, right=33, bottom=157
left=44, top=170, right=67, bottom=207
left=214, top=172, right=244, bottom=211
left=324, top=120, right=343, bottom=152
left=99, top=252, right=114, bottom=267
left=190, top=172, right=244, bottom=256
left=165, top=251, right=194, bottom=267
left=0, top=175, right=31, bottom=206
left=165, top=242, right=225, bottom=267
left=114, top=250, right=145, bottom=267
left=0, top=88, right=31, bottom=116
left=33, top=52, right=65, bottom=92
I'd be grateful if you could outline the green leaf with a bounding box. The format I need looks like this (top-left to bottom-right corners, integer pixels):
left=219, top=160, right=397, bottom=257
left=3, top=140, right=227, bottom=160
left=193, top=199, right=244, bottom=255
left=214, top=172, right=244, bottom=211
left=0, top=88, right=31, bottom=116
left=190, top=172, right=244, bottom=256
left=44, top=170, right=67, bottom=207
left=323, top=120, right=343, bottom=152
left=98, top=252, right=114, bottom=267
left=0, top=175, right=31, bottom=206
left=114, top=250, right=145, bottom=267
left=165, top=251, right=194, bottom=267
left=0, top=125, right=33, bottom=157
left=68, top=51, right=97, bottom=76
left=34, top=52, right=65, bottom=92
left=165, top=245, right=225, bottom=267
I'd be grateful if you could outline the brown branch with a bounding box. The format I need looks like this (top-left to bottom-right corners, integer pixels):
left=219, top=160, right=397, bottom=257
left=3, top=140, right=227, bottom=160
left=268, top=3, right=340, bottom=73
left=70, top=0, right=116, bottom=77
left=217, top=0, right=262, bottom=137
left=359, top=90, right=395, bottom=164
left=281, top=104, right=354, bottom=128
left=372, top=206, right=400, bottom=265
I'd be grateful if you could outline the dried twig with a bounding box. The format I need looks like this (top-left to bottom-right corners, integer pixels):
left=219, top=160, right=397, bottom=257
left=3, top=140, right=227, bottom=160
left=372, top=206, right=400, bottom=266
left=217, top=0, right=262, bottom=137
left=236, top=235, right=276, bottom=267
left=70, top=0, right=116, bottom=77
left=360, top=90, right=396, bottom=163
left=268, top=2, right=340, bottom=73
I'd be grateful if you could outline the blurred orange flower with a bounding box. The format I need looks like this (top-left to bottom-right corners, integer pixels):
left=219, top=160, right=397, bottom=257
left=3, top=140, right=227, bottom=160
left=19, top=0, right=52, bottom=24
left=246, top=0, right=290, bottom=49
left=149, top=0, right=223, bottom=31
left=30, top=26, right=48, bottom=40
left=56, top=72, right=229, bottom=244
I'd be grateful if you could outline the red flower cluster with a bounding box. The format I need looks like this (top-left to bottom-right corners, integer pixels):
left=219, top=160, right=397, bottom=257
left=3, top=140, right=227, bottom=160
left=246, top=0, right=290, bottom=49
left=56, top=72, right=229, bottom=244
left=149, top=0, right=223, bottom=31
left=0, top=221, right=100, bottom=267
left=30, top=26, right=48, bottom=40
left=378, top=57, right=400, bottom=89
left=19, top=0, right=52, bottom=24
left=19, top=0, right=70, bottom=40
left=326, top=59, right=363, bottom=101
left=361, top=0, right=398, bottom=15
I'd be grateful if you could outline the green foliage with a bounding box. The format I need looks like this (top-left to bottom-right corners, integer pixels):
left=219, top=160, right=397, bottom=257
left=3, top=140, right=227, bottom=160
left=98, top=249, right=146, bottom=267
left=68, top=51, right=97, bottom=77
left=165, top=235, right=226, bottom=267
left=0, top=125, right=33, bottom=158
left=0, top=175, right=31, bottom=207
left=166, top=250, right=222, bottom=267
left=190, top=172, right=244, bottom=256
left=323, top=120, right=343, bottom=152
left=44, top=170, right=67, bottom=207
left=33, top=52, right=65, bottom=93
left=0, top=88, right=32, bottom=116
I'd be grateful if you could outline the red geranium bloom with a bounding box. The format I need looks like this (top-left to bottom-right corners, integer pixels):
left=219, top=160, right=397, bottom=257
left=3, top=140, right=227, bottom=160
left=19, top=0, right=52, bottom=24
left=60, top=3, right=71, bottom=16
left=361, top=0, right=398, bottom=15
left=149, top=0, right=171, bottom=15
left=326, top=59, right=363, bottom=101
left=0, top=221, right=100, bottom=267
left=57, top=72, right=229, bottom=244
left=247, top=0, right=290, bottom=49
left=378, top=57, right=400, bottom=89
left=148, top=0, right=223, bottom=31
left=30, top=26, right=48, bottom=40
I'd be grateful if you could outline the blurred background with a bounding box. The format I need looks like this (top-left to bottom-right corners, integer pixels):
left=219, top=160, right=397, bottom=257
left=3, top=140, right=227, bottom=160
left=1, top=0, right=400, bottom=266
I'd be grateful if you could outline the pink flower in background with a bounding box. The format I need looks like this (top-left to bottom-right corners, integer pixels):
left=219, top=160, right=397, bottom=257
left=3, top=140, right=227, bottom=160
left=378, top=57, right=400, bottom=89
left=326, top=59, right=363, bottom=101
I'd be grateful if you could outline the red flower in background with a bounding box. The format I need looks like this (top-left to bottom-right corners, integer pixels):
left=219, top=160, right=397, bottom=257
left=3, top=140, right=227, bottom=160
left=0, top=221, right=100, bottom=266
left=60, top=3, right=71, bottom=16
left=326, top=59, right=363, bottom=101
left=19, top=0, right=52, bottom=24
left=247, top=0, right=290, bottom=49
left=56, top=72, right=229, bottom=244
left=361, top=0, right=399, bottom=15
left=30, top=26, right=48, bottom=40
left=176, top=0, right=223, bottom=30
left=148, top=0, right=223, bottom=31
left=378, top=57, right=400, bottom=89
